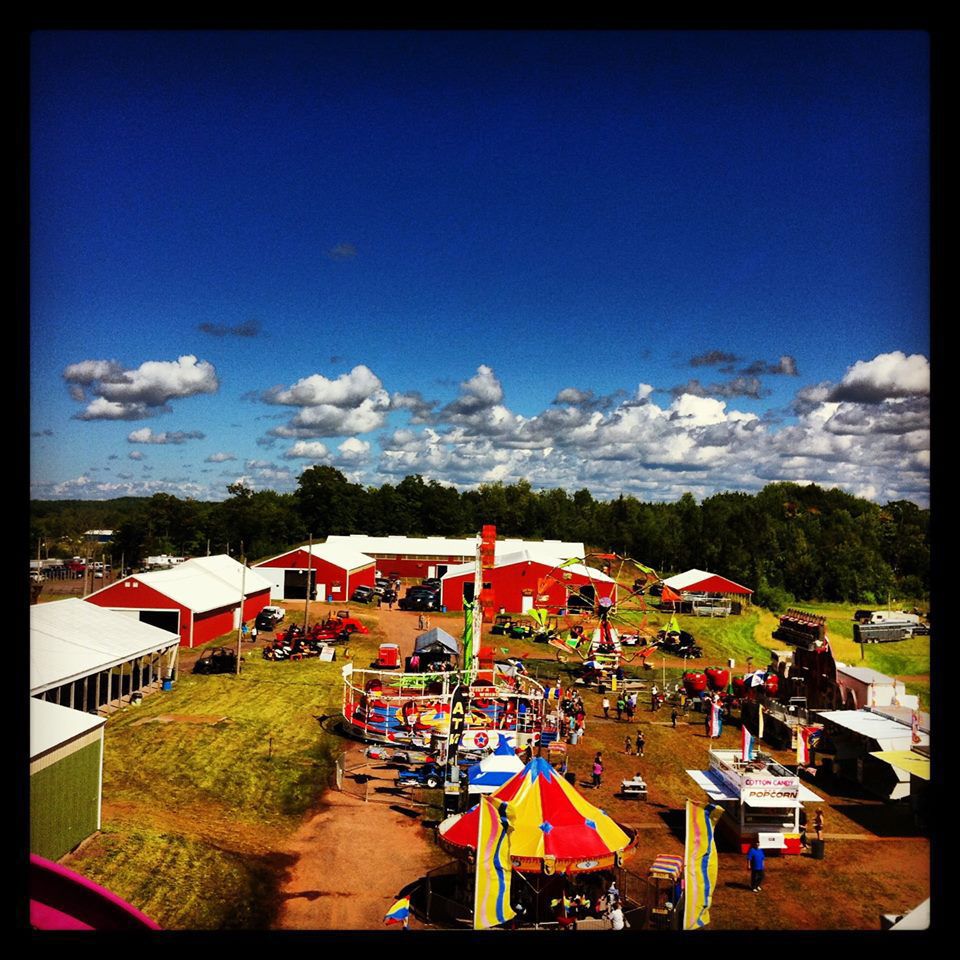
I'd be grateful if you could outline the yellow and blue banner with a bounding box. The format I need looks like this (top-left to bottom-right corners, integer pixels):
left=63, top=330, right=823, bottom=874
left=384, top=896, right=410, bottom=925
left=683, top=800, right=724, bottom=930
left=474, top=796, right=515, bottom=929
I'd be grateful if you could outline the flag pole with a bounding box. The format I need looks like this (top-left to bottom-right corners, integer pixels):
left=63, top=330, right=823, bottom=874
left=236, top=542, right=246, bottom=676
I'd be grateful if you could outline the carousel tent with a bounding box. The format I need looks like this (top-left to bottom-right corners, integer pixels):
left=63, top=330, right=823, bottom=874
left=466, top=738, right=525, bottom=795
left=440, top=756, right=634, bottom=872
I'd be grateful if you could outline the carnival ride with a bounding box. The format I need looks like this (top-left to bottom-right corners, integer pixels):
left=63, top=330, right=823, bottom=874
left=527, top=553, right=698, bottom=678
left=437, top=756, right=638, bottom=925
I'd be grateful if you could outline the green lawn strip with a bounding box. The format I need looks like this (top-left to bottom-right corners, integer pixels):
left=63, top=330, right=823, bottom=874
left=104, top=654, right=346, bottom=826
left=67, top=825, right=287, bottom=930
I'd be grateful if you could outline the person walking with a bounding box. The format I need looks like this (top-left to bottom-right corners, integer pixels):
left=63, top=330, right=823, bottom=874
left=609, top=899, right=627, bottom=930
left=615, top=694, right=625, bottom=721
left=624, top=734, right=632, bottom=755
left=625, top=697, right=635, bottom=722
left=651, top=684, right=659, bottom=711
left=250, top=624, right=258, bottom=643
left=592, top=752, right=603, bottom=789
left=417, top=613, right=425, bottom=630
left=602, top=696, right=611, bottom=719
left=671, top=707, right=678, bottom=729
left=814, top=809, right=824, bottom=841
left=635, top=729, right=645, bottom=757
left=747, top=842, right=766, bottom=892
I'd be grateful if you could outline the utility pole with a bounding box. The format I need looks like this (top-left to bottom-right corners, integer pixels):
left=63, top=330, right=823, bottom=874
left=236, top=541, right=246, bottom=676
left=303, top=534, right=313, bottom=631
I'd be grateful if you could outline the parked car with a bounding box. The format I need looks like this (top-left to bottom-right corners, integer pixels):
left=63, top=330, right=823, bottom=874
left=421, top=578, right=442, bottom=591
left=396, top=762, right=444, bottom=789
left=398, top=587, right=439, bottom=611
left=381, top=589, right=398, bottom=605
left=256, top=605, right=286, bottom=631
left=351, top=585, right=377, bottom=603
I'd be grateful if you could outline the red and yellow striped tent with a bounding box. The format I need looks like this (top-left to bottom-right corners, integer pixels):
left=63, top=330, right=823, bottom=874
left=439, top=757, right=637, bottom=874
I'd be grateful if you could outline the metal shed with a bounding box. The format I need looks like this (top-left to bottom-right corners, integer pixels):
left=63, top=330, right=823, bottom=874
left=30, top=698, right=106, bottom=861
left=31, top=598, right=181, bottom=714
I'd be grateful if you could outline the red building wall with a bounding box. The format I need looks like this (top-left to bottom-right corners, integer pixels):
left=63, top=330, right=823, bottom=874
left=255, top=550, right=375, bottom=600
left=440, top=560, right=618, bottom=613
left=365, top=555, right=468, bottom=579
left=86, top=578, right=271, bottom=648
left=85, top=577, right=194, bottom=647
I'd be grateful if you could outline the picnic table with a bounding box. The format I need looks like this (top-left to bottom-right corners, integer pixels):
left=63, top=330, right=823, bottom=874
left=621, top=775, right=648, bottom=800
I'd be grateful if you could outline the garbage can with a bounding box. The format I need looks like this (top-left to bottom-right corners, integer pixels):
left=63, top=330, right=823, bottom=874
left=810, top=838, right=825, bottom=860
left=162, top=679, right=173, bottom=691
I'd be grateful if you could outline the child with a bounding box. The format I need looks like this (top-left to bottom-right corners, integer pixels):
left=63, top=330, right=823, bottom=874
left=624, top=735, right=632, bottom=754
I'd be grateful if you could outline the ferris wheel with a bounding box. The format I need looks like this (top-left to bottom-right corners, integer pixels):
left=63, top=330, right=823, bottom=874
left=534, top=552, right=664, bottom=665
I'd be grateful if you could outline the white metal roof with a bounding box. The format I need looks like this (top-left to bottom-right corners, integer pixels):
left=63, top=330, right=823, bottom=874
left=31, top=599, right=181, bottom=693
left=441, top=550, right=616, bottom=583
left=324, top=534, right=584, bottom=559
left=256, top=542, right=375, bottom=571
left=889, top=899, right=930, bottom=931
left=31, top=697, right=105, bottom=758
left=663, top=568, right=751, bottom=592
left=686, top=769, right=740, bottom=801
left=835, top=663, right=898, bottom=686
left=87, top=554, right=272, bottom=614
left=817, top=710, right=930, bottom=749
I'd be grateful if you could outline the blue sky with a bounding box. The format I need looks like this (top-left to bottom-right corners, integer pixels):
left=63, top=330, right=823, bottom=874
left=30, top=30, right=931, bottom=506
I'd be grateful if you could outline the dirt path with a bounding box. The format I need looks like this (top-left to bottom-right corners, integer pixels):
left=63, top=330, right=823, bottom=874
left=274, top=607, right=446, bottom=930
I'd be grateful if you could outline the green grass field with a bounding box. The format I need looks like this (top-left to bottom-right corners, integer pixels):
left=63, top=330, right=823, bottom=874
left=64, top=614, right=384, bottom=929
left=59, top=599, right=928, bottom=928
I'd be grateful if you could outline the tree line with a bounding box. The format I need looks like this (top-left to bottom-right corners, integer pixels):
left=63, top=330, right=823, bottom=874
left=30, top=469, right=929, bottom=606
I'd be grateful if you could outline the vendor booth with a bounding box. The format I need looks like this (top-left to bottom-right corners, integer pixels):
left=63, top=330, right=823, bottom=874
left=687, top=749, right=823, bottom=854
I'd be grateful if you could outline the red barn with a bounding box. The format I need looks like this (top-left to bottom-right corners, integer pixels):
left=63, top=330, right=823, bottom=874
left=323, top=535, right=585, bottom=580
left=253, top=542, right=375, bottom=602
left=84, top=555, right=272, bottom=649
left=440, top=550, right=618, bottom=614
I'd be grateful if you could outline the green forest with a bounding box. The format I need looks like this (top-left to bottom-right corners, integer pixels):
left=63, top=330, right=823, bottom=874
left=30, top=470, right=929, bottom=607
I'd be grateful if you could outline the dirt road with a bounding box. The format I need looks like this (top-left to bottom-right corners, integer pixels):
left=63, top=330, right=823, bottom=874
left=274, top=606, right=447, bottom=930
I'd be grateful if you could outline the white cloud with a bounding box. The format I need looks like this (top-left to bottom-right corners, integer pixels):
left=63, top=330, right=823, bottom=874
left=205, top=452, right=237, bottom=463
left=831, top=351, right=930, bottom=403
left=66, top=355, right=219, bottom=420
left=337, top=437, right=371, bottom=462
left=128, top=427, right=205, bottom=444
left=283, top=441, right=331, bottom=460
left=128, top=450, right=145, bottom=461
left=265, top=365, right=384, bottom=407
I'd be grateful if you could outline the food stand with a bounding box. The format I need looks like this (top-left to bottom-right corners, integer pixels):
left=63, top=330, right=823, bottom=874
left=686, top=749, right=823, bottom=854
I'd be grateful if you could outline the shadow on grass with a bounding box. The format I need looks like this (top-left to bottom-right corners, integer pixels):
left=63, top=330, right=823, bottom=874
left=221, top=849, right=299, bottom=929
left=831, top=803, right=926, bottom=838
left=656, top=808, right=687, bottom=843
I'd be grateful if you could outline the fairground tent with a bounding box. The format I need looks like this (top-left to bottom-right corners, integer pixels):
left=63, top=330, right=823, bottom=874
left=662, top=569, right=753, bottom=597
left=413, top=628, right=460, bottom=657
left=439, top=756, right=636, bottom=872
left=466, top=737, right=524, bottom=795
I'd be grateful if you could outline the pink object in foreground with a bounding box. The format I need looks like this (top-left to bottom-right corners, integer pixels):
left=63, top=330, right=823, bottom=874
left=30, top=854, right=161, bottom=930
